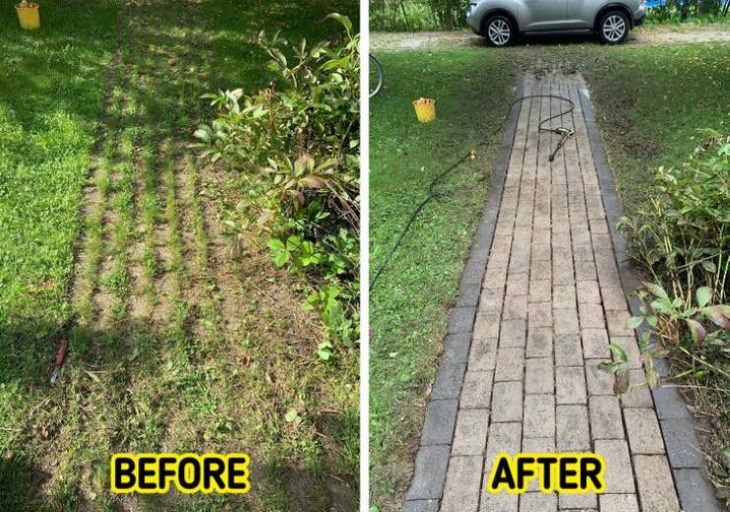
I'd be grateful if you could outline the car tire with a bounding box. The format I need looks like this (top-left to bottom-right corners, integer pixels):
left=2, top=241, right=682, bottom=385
left=598, top=10, right=630, bottom=44
left=484, top=15, right=515, bottom=47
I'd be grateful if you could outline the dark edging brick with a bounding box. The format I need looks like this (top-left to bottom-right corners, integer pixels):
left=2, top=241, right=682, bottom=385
left=421, top=399, right=459, bottom=446
left=448, top=306, right=477, bottom=334
left=402, top=77, right=525, bottom=509
left=431, top=363, right=467, bottom=400
left=403, top=499, right=440, bottom=512
left=579, top=83, right=723, bottom=512
left=405, top=445, right=452, bottom=501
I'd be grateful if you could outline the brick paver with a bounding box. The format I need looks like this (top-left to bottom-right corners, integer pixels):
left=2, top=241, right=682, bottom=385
left=404, top=74, right=685, bottom=511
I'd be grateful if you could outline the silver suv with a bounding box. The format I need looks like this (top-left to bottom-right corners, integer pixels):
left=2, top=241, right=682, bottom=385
left=467, top=0, right=646, bottom=46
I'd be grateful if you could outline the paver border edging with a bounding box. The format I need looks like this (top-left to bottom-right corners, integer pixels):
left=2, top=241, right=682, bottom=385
left=402, top=76, right=526, bottom=511
left=578, top=83, right=724, bottom=512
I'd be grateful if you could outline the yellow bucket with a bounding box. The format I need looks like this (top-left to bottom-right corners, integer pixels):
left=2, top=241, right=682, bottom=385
left=15, top=3, right=40, bottom=30
left=413, top=98, right=436, bottom=123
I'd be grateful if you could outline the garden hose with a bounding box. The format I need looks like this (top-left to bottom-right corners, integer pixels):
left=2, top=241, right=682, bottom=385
left=369, top=94, right=575, bottom=291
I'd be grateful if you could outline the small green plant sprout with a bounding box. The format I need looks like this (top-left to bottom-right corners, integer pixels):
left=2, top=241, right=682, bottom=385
left=317, top=341, right=334, bottom=361
left=222, top=218, right=249, bottom=259
left=599, top=332, right=666, bottom=394
left=640, top=282, right=730, bottom=345
left=599, top=281, right=730, bottom=393
left=284, top=407, right=303, bottom=425
left=267, top=234, right=324, bottom=269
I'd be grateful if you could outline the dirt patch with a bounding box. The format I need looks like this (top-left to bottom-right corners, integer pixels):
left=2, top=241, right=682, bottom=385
left=371, top=24, right=730, bottom=51
left=634, top=23, right=730, bottom=44
left=371, top=30, right=482, bottom=51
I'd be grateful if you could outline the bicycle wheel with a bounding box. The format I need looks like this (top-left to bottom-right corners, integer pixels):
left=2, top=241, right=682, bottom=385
left=369, top=54, right=383, bottom=98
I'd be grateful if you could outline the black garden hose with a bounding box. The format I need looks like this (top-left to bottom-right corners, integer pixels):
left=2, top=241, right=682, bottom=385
left=369, top=93, right=575, bottom=291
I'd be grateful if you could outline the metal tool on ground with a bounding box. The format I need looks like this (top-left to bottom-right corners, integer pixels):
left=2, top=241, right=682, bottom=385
left=50, top=338, right=69, bottom=385
left=370, top=92, right=575, bottom=291
left=48, top=314, right=77, bottom=385
left=549, top=126, right=575, bottom=162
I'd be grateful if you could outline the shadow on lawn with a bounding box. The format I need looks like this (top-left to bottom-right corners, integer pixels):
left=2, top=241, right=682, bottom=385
left=0, top=314, right=357, bottom=511
left=465, top=31, right=640, bottom=48
left=0, top=455, right=50, bottom=512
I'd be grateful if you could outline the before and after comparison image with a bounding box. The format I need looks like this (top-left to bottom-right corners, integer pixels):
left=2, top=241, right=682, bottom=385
left=0, top=0, right=728, bottom=511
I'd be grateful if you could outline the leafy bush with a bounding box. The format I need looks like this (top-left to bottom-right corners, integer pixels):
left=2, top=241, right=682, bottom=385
left=195, top=14, right=360, bottom=356
left=607, top=130, right=730, bottom=501
left=619, top=131, right=729, bottom=305
left=604, top=132, right=730, bottom=389
left=645, top=0, right=729, bottom=24
left=370, top=0, right=468, bottom=31
left=601, top=282, right=730, bottom=393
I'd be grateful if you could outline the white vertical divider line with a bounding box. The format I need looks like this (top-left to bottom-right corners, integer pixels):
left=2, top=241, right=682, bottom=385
left=359, top=0, right=370, bottom=509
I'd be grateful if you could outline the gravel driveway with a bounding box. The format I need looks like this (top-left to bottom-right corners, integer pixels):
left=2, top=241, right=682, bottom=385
left=371, top=24, right=730, bottom=51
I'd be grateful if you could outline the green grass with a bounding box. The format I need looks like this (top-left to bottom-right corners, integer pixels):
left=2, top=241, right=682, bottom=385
left=1, top=1, right=358, bottom=511
left=369, top=49, right=517, bottom=508
left=369, top=42, right=730, bottom=508
left=370, top=1, right=460, bottom=31
left=0, top=0, right=118, bottom=335
left=573, top=43, right=730, bottom=216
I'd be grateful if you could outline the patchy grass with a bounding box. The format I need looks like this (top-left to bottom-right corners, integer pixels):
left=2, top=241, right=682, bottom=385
left=368, top=49, right=516, bottom=508
left=0, top=1, right=358, bottom=511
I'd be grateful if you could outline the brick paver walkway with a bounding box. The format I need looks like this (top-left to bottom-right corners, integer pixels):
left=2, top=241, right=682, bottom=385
left=404, top=74, right=685, bottom=512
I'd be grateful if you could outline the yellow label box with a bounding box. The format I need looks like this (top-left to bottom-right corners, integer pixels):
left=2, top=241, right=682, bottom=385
left=111, top=453, right=250, bottom=494
left=487, top=452, right=605, bottom=494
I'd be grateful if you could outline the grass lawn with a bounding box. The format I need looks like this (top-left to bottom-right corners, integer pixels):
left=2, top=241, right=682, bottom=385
left=0, top=1, right=358, bottom=511
left=368, top=49, right=517, bottom=508
left=369, top=40, right=730, bottom=508
left=571, top=43, right=730, bottom=215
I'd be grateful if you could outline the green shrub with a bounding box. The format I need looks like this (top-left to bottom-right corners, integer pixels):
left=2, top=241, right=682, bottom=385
left=603, top=132, right=730, bottom=392
left=645, top=0, right=729, bottom=24
left=370, top=0, right=468, bottom=31
left=195, top=14, right=360, bottom=356
left=619, top=130, right=729, bottom=305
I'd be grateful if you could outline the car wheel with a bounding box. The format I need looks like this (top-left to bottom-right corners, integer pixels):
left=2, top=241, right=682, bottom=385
left=598, top=10, right=629, bottom=44
left=484, top=15, right=515, bottom=47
